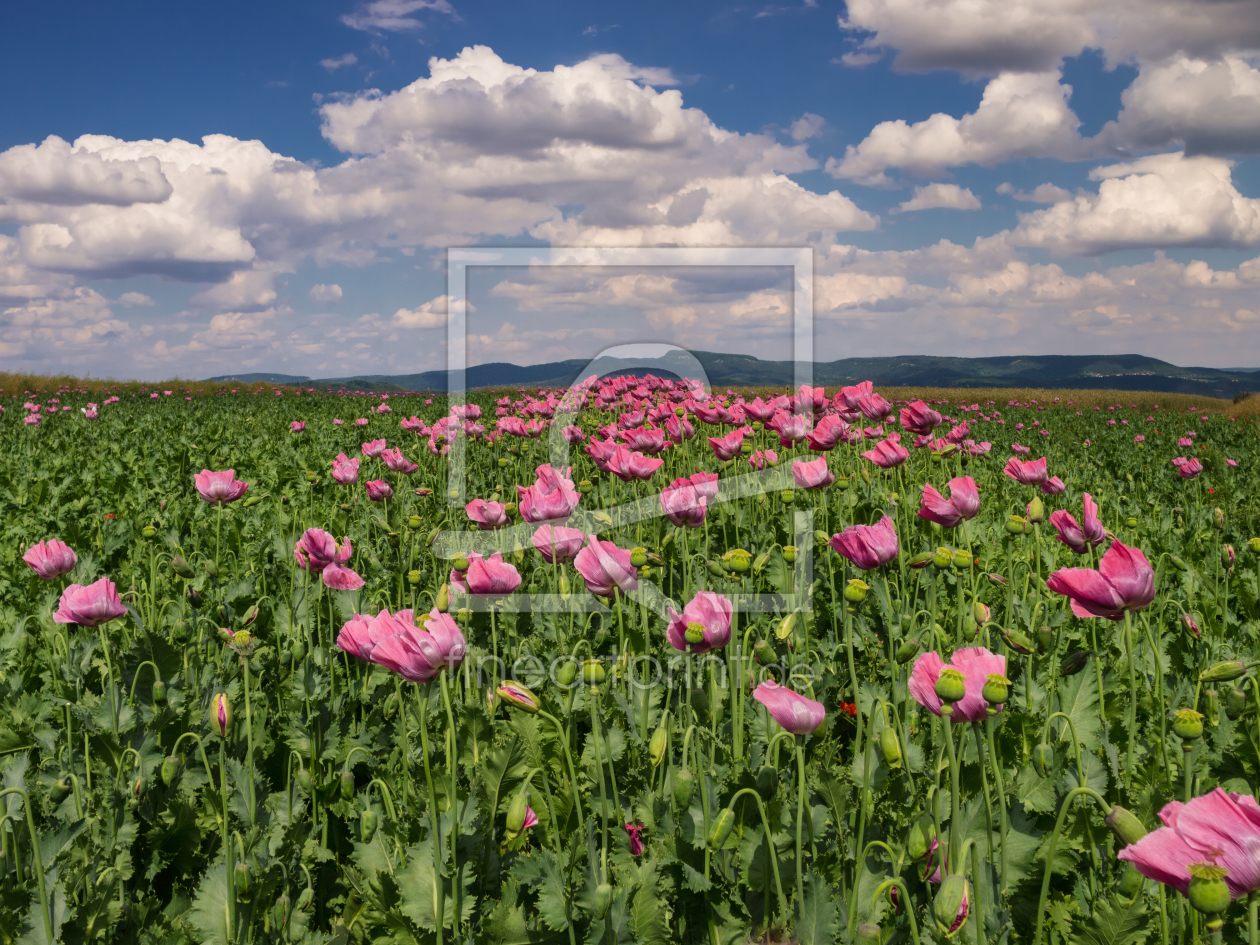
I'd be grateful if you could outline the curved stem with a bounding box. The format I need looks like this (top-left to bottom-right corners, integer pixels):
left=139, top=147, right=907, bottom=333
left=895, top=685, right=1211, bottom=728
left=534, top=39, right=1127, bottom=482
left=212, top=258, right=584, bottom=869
left=1032, top=787, right=1110, bottom=945
left=0, top=788, right=51, bottom=943
left=872, top=878, right=921, bottom=945
left=729, top=788, right=788, bottom=929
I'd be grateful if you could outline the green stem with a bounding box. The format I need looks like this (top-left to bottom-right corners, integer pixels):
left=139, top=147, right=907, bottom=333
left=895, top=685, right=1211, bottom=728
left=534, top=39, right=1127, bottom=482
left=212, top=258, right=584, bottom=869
left=416, top=687, right=445, bottom=945
left=728, top=788, right=788, bottom=929
left=0, top=788, right=51, bottom=943
left=1032, top=787, right=1110, bottom=945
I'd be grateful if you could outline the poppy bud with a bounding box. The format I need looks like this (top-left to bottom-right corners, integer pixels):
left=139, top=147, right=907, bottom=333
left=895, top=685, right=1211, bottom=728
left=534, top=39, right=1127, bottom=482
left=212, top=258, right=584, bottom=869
left=1213, top=507, right=1225, bottom=530
left=436, top=584, right=449, bottom=612
left=933, top=547, right=954, bottom=568
left=1059, top=651, right=1090, bottom=676
left=1188, top=863, right=1231, bottom=915
left=857, top=922, right=882, bottom=945
left=1173, top=708, right=1204, bottom=741
left=649, top=726, right=668, bottom=767
left=935, top=668, right=966, bottom=704
left=707, top=559, right=726, bottom=577
left=1225, top=687, right=1247, bottom=720
left=506, top=786, right=530, bottom=835
left=1249, top=538, right=1260, bottom=555
left=593, top=883, right=613, bottom=919
left=171, top=556, right=194, bottom=579
left=209, top=693, right=231, bottom=738
left=880, top=727, right=902, bottom=768
left=753, top=639, right=778, bottom=666
left=910, top=551, right=935, bottom=569
left=361, top=808, right=378, bottom=843
left=204, top=558, right=219, bottom=579
left=1026, top=496, right=1045, bottom=524
left=987, top=572, right=1007, bottom=586
left=844, top=579, right=870, bottom=603
left=815, top=530, right=830, bottom=545
left=49, top=776, right=72, bottom=805
left=272, top=893, right=291, bottom=930
left=755, top=765, right=777, bottom=800
left=556, top=659, right=577, bottom=687
left=1181, top=613, right=1201, bottom=639
left=933, top=875, right=970, bottom=935
left=290, top=639, right=307, bottom=662
left=1118, top=863, right=1145, bottom=897
left=296, top=886, right=314, bottom=912
left=132, top=776, right=149, bottom=801
left=235, top=862, right=250, bottom=896
left=1001, top=629, right=1035, bottom=654
left=1035, top=626, right=1054, bottom=651
left=782, top=545, right=797, bottom=563
left=296, top=768, right=313, bottom=795
left=1032, top=743, right=1055, bottom=777
left=907, top=815, right=936, bottom=861
left=630, top=547, right=648, bottom=567
left=497, top=682, right=540, bottom=714
left=972, top=602, right=990, bottom=626
left=895, top=637, right=922, bottom=663
left=1223, top=544, right=1235, bottom=566
left=152, top=680, right=167, bottom=705
left=1170, top=555, right=1189, bottom=572
left=708, top=807, right=735, bottom=849
left=673, top=769, right=695, bottom=809
left=340, top=770, right=355, bottom=800
left=1104, top=805, right=1148, bottom=846
left=1206, top=689, right=1220, bottom=726
left=981, top=674, right=1009, bottom=705
left=582, top=659, right=605, bottom=685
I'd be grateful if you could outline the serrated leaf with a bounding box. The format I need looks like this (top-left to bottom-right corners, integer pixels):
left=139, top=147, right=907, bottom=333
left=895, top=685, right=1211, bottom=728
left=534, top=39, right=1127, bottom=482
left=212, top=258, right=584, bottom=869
left=511, top=850, right=570, bottom=931
left=1075, top=895, right=1151, bottom=945
left=1057, top=670, right=1101, bottom=747
left=795, top=873, right=839, bottom=945
left=187, top=863, right=232, bottom=945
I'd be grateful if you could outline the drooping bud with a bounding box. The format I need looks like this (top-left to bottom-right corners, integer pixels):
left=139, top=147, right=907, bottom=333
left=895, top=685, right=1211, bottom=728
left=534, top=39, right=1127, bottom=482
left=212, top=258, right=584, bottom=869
left=753, top=639, right=778, bottom=666
left=907, top=815, right=936, bottom=861
left=1001, top=629, right=1035, bottom=655
left=933, top=875, right=970, bottom=937
left=1213, top=507, right=1225, bottom=530
left=880, top=727, right=903, bottom=768
left=152, top=680, right=167, bottom=704
left=972, top=602, right=991, bottom=626
left=857, top=922, right=882, bottom=945
left=1223, top=544, right=1236, bottom=567
left=755, top=765, right=777, bottom=800
left=1035, top=626, right=1054, bottom=651
left=161, top=755, right=184, bottom=786
left=133, top=776, right=149, bottom=800
left=1170, top=555, right=1189, bottom=572
left=649, top=726, right=668, bottom=767
left=935, top=668, right=967, bottom=704
left=340, top=770, right=355, bottom=800
left=707, top=807, right=735, bottom=849
left=497, top=681, right=541, bottom=714
left=673, top=769, right=695, bottom=809
left=235, top=861, right=250, bottom=896
left=1200, top=661, right=1247, bottom=683
left=593, top=883, right=613, bottom=919
left=987, top=572, right=1008, bottom=586
left=296, top=768, right=313, bottom=795
left=895, top=637, right=922, bottom=663
left=1225, top=687, right=1247, bottom=720
left=1172, top=708, right=1204, bottom=741
left=48, top=776, right=72, bottom=805
left=209, top=693, right=232, bottom=738
left=1187, top=863, right=1231, bottom=915
left=361, top=808, right=378, bottom=843
left=1104, top=805, right=1148, bottom=847
left=556, top=659, right=578, bottom=687
left=1059, top=651, right=1090, bottom=676
left=1032, top=743, right=1055, bottom=777
left=1118, top=863, right=1144, bottom=897
left=910, top=551, right=935, bottom=569
left=435, top=583, right=450, bottom=612
left=506, top=786, right=530, bottom=835
left=171, top=556, right=195, bottom=578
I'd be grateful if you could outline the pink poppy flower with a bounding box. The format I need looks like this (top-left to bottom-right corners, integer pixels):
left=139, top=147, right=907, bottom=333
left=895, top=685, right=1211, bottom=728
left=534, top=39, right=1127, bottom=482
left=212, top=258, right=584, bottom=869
left=748, top=448, right=779, bottom=470
left=332, top=453, right=361, bottom=484
left=381, top=448, right=419, bottom=474
left=660, top=477, right=708, bottom=528
left=574, top=535, right=638, bottom=598
left=1048, top=493, right=1105, bottom=555
left=465, top=499, right=509, bottom=530
left=294, top=528, right=352, bottom=572
left=450, top=552, right=522, bottom=596
left=908, top=647, right=1006, bottom=723
left=792, top=455, right=835, bottom=490
left=365, top=479, right=394, bottom=502
left=1176, top=458, right=1204, bottom=479
left=666, top=591, right=733, bottom=654
left=1040, top=476, right=1066, bottom=495
left=23, top=539, right=76, bottom=580
left=899, top=400, right=942, bottom=435
left=531, top=525, right=587, bottom=564
left=708, top=429, right=745, bottom=461
left=290, top=420, right=305, bottom=432
left=605, top=446, right=664, bottom=482
left=1046, top=539, right=1155, bottom=620
left=517, top=464, right=581, bottom=523
left=54, top=577, right=128, bottom=626
left=830, top=515, right=899, bottom=570
left=361, top=438, right=387, bottom=457
left=1003, top=456, right=1048, bottom=485
left=862, top=436, right=909, bottom=468
left=359, top=608, right=467, bottom=683
left=194, top=469, right=250, bottom=505
left=753, top=680, right=826, bottom=735
left=917, top=477, right=980, bottom=528
left=806, top=414, right=849, bottom=451
left=690, top=471, right=720, bottom=501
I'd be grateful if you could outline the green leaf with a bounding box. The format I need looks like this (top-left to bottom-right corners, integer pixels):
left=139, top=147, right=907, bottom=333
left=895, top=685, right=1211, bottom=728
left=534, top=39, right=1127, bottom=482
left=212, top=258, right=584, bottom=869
left=187, top=863, right=232, bottom=945
left=397, top=836, right=475, bottom=932
left=764, top=548, right=794, bottom=595
left=511, top=850, right=570, bottom=932
left=1016, top=763, right=1059, bottom=815
left=630, top=858, right=671, bottom=945
left=1073, top=895, right=1151, bottom=945
left=1057, top=669, right=1101, bottom=747
left=794, top=873, right=839, bottom=945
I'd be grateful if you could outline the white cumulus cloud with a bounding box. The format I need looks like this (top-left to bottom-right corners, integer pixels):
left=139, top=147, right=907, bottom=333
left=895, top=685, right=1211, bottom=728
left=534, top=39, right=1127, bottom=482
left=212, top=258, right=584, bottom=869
left=894, top=183, right=981, bottom=212
left=309, top=283, right=343, bottom=302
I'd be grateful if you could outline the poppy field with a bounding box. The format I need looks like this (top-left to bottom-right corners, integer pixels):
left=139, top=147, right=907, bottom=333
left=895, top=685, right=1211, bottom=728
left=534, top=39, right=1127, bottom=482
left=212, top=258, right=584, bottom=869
left=2, top=376, right=1260, bottom=945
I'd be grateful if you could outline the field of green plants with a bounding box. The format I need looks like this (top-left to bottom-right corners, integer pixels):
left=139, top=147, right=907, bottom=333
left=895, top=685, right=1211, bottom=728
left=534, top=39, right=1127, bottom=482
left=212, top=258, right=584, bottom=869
left=1, top=377, right=1258, bottom=945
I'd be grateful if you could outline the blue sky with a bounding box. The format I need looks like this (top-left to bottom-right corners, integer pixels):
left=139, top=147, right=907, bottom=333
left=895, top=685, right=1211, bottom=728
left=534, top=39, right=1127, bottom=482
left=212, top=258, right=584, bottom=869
left=2, top=0, right=1259, bottom=379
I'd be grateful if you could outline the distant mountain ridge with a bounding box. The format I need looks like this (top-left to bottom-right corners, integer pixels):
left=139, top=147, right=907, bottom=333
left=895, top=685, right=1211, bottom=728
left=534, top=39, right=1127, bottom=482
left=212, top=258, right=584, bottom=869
left=208, top=352, right=1260, bottom=399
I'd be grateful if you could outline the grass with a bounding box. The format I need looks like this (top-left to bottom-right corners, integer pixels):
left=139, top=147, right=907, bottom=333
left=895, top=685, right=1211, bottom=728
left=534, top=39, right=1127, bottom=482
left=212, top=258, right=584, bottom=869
left=0, top=372, right=295, bottom=397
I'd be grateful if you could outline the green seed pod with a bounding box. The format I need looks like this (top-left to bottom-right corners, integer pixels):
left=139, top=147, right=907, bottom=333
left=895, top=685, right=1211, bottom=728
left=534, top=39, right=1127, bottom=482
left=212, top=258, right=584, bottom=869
left=1032, top=743, right=1055, bottom=777
left=161, top=755, right=183, bottom=786
left=142, top=525, right=157, bottom=540
left=48, top=776, right=72, bottom=805
left=407, top=569, right=421, bottom=586
left=1118, top=863, right=1145, bottom=898
left=844, top=579, right=870, bottom=603
left=935, top=668, right=967, bottom=704
left=1225, top=687, right=1247, bottom=720
left=579, top=480, right=594, bottom=495
left=755, top=765, right=777, bottom=800
left=171, top=556, right=195, bottom=578
left=952, top=549, right=973, bottom=569
left=152, top=680, right=167, bottom=705
left=649, top=726, right=668, bottom=767
left=880, top=727, right=903, bottom=768
left=1127, top=517, right=1138, bottom=528
left=723, top=549, right=752, bottom=573
left=436, top=583, right=450, bottom=612
left=1200, top=661, right=1246, bottom=683
left=857, top=922, right=883, bottom=945
left=782, top=545, right=797, bottom=563
left=1249, top=537, right=1260, bottom=555
left=780, top=490, right=796, bottom=505
left=340, top=770, right=355, bottom=801
left=506, top=786, right=530, bottom=834
left=1173, top=708, right=1204, bottom=741
left=932, top=547, right=954, bottom=568
left=907, top=815, right=936, bottom=861
left=981, top=674, right=1010, bottom=705
left=296, top=768, right=313, bottom=795
left=933, top=875, right=970, bottom=935
left=673, top=768, right=695, bottom=809
left=361, top=808, right=378, bottom=843
left=451, top=554, right=469, bottom=572
left=582, top=659, right=605, bottom=685
left=1104, top=805, right=1148, bottom=847
left=593, top=883, right=613, bottom=920
left=1001, top=629, right=1035, bottom=655
left=1060, top=651, right=1090, bottom=676
left=707, top=807, right=735, bottom=849
left=556, top=659, right=578, bottom=687
left=1006, top=515, right=1028, bottom=535
left=630, top=547, right=648, bottom=567
left=1188, top=864, right=1231, bottom=915
left=895, top=637, right=922, bottom=664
